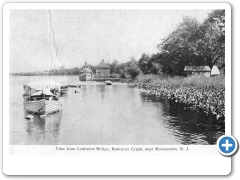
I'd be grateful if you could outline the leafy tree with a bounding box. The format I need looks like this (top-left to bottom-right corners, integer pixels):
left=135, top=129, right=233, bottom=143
left=157, top=16, right=202, bottom=75
left=125, top=57, right=140, bottom=79
left=193, top=10, right=225, bottom=69
left=138, top=53, right=150, bottom=74
left=206, top=9, right=225, bottom=36
left=138, top=53, right=163, bottom=75
left=148, top=53, right=163, bottom=75
left=108, top=59, right=119, bottom=74
left=156, top=10, right=225, bottom=75
left=118, top=69, right=123, bottom=75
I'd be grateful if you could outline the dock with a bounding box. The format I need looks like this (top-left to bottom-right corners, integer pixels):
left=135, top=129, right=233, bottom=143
left=92, top=78, right=121, bottom=82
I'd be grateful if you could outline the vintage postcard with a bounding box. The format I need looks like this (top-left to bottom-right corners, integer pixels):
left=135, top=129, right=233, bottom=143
left=3, top=3, right=232, bottom=175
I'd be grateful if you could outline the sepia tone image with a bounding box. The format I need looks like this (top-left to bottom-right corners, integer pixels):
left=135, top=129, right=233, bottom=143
left=9, top=8, right=225, bottom=146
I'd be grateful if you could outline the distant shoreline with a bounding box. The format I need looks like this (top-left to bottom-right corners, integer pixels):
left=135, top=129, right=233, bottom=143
left=9, top=74, right=79, bottom=76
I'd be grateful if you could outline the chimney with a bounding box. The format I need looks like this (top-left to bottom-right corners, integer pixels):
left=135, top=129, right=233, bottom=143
left=102, top=59, right=104, bottom=63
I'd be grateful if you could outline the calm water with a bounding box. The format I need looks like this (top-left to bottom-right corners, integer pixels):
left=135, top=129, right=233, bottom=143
left=9, top=75, right=224, bottom=145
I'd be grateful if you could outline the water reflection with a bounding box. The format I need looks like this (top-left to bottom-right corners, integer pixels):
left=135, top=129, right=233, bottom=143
left=140, top=92, right=225, bottom=145
left=25, top=111, right=62, bottom=145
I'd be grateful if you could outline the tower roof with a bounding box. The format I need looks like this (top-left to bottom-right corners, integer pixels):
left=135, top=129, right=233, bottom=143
left=96, top=59, right=110, bottom=69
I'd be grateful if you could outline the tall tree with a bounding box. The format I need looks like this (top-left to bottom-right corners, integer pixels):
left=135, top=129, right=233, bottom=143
left=193, top=10, right=225, bottom=69
left=125, top=56, right=140, bottom=79
left=157, top=17, right=202, bottom=75
left=148, top=53, right=163, bottom=75
left=138, top=53, right=163, bottom=75
left=108, top=59, right=119, bottom=74
left=138, top=53, right=151, bottom=74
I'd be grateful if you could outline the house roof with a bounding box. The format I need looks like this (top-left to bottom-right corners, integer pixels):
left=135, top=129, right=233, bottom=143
left=96, top=59, right=110, bottom=69
left=184, top=66, right=211, bottom=72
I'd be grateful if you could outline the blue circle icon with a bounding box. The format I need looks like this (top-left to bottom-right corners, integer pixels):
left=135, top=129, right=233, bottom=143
left=217, top=135, right=238, bottom=156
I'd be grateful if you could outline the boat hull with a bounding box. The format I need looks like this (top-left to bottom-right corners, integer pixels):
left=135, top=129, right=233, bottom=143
left=79, top=73, right=92, bottom=81
left=24, top=99, right=62, bottom=115
left=105, top=81, right=112, bottom=85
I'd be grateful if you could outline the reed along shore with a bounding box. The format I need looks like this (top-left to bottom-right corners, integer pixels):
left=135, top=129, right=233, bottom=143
left=133, top=75, right=225, bottom=121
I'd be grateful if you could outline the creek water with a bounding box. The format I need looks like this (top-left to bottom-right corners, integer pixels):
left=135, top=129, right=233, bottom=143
left=9, top=75, right=224, bottom=145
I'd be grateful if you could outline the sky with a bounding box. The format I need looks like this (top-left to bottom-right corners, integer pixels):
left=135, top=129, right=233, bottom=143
left=9, top=9, right=213, bottom=73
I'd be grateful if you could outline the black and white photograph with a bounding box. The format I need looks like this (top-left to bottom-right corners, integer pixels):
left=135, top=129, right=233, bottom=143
left=2, top=2, right=233, bottom=176
left=8, top=7, right=226, bottom=146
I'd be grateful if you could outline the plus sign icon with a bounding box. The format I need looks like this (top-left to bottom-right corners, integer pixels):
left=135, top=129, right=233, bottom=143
left=217, top=135, right=238, bottom=156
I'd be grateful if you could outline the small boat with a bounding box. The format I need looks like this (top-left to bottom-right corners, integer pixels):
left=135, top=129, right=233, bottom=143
left=25, top=114, right=34, bottom=120
left=79, top=62, right=93, bottom=81
left=23, top=82, right=62, bottom=115
left=60, top=85, right=69, bottom=94
left=105, top=80, right=112, bottom=85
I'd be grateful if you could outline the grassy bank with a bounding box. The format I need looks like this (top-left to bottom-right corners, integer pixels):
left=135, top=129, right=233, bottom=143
left=134, top=74, right=225, bottom=120
left=135, top=74, right=225, bottom=88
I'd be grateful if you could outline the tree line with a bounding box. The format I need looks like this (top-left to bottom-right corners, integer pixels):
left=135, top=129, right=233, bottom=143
left=105, top=9, right=225, bottom=78
left=139, top=9, right=225, bottom=76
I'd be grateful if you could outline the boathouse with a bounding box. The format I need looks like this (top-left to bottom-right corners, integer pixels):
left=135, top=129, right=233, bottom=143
left=95, top=59, right=110, bottom=77
left=184, top=66, right=211, bottom=77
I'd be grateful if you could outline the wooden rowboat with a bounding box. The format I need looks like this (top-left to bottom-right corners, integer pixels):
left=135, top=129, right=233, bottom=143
left=60, top=85, right=69, bottom=94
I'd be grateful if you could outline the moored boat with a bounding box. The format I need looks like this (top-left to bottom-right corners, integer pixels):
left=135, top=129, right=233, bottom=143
left=105, top=80, right=112, bottom=85
left=23, top=88, right=62, bottom=115
left=60, top=85, right=69, bottom=94
left=79, top=73, right=92, bottom=81
left=23, top=82, right=62, bottom=115
left=79, top=62, right=93, bottom=81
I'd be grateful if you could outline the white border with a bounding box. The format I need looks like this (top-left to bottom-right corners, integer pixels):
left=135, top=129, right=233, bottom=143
left=2, top=2, right=232, bottom=9
left=3, top=3, right=231, bottom=175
